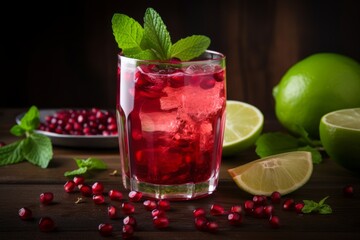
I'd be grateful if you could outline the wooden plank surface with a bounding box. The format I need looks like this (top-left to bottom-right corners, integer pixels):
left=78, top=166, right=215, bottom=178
left=1, top=108, right=360, bottom=239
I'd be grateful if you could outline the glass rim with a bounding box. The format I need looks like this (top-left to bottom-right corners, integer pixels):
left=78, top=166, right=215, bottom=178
left=118, top=50, right=225, bottom=64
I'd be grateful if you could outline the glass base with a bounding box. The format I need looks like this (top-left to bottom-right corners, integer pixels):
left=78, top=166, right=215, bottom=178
left=123, top=175, right=219, bottom=200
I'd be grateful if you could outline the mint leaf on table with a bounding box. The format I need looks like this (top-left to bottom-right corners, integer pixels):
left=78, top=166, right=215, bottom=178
left=302, top=196, right=332, bottom=214
left=64, top=157, right=108, bottom=177
left=111, top=7, right=211, bottom=61
left=171, top=35, right=211, bottom=61
left=0, top=105, right=53, bottom=168
left=255, top=132, right=322, bottom=164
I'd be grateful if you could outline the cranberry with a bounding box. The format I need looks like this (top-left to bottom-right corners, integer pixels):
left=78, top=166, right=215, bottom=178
left=107, top=205, right=118, bottom=219
left=18, top=207, right=32, bottom=220
left=108, top=189, right=123, bottom=201
left=193, top=207, right=206, bottom=218
left=270, top=191, right=282, bottom=203
left=64, top=180, right=76, bottom=193
left=73, top=176, right=85, bottom=186
left=269, top=215, right=280, bottom=228
left=153, top=216, right=169, bottom=229
left=40, top=192, right=54, bottom=205
left=80, top=184, right=92, bottom=197
left=93, top=194, right=105, bottom=205
left=210, top=204, right=226, bottom=216
left=343, top=185, right=354, bottom=197
left=98, top=223, right=113, bottom=237
left=39, top=217, right=56, bottom=232
left=143, top=200, right=157, bottom=211
left=282, top=198, right=295, bottom=211
left=228, top=212, right=243, bottom=225
left=194, top=216, right=208, bottom=231
left=128, top=191, right=142, bottom=202
left=295, top=202, right=304, bottom=214
left=123, top=215, right=137, bottom=228
left=122, top=202, right=135, bottom=215
left=122, top=224, right=134, bottom=239
left=92, top=182, right=104, bottom=195
left=157, top=199, right=170, bottom=211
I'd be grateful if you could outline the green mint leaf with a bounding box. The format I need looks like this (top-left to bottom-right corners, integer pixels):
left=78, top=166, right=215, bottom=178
left=22, top=133, right=53, bottom=168
left=64, top=167, right=88, bottom=177
left=255, top=132, right=299, bottom=157
left=126, top=49, right=158, bottom=60
left=0, top=140, right=25, bottom=166
left=319, top=204, right=332, bottom=214
left=297, top=145, right=322, bottom=164
left=294, top=125, right=322, bottom=147
left=82, top=157, right=108, bottom=170
left=318, top=196, right=329, bottom=205
left=19, top=105, right=40, bottom=132
left=143, top=7, right=172, bottom=60
left=112, top=13, right=144, bottom=54
left=10, top=125, right=26, bottom=137
left=170, top=35, right=210, bottom=61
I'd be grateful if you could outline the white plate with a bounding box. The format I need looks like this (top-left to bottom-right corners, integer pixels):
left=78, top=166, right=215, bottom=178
left=16, top=109, right=119, bottom=149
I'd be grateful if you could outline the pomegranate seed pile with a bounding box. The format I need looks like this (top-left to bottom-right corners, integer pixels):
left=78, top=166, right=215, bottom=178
left=38, top=108, right=118, bottom=136
left=18, top=176, right=355, bottom=237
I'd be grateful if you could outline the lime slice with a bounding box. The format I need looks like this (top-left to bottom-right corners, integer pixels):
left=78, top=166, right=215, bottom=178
left=222, top=100, right=264, bottom=156
left=228, top=151, right=313, bottom=196
left=319, top=108, right=360, bottom=172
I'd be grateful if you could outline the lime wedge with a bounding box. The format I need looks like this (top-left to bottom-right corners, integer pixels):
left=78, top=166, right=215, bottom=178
left=222, top=100, right=264, bottom=156
left=228, top=151, right=313, bottom=196
left=320, top=108, right=360, bottom=172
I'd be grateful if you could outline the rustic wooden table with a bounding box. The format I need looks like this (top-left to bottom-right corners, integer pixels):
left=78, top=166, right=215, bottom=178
left=1, top=108, right=359, bottom=239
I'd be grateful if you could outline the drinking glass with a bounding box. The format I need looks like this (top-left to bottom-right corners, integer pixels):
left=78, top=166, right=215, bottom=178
left=116, top=50, right=226, bottom=200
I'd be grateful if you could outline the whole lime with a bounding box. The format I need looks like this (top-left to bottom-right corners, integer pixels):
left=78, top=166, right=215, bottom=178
left=273, top=53, right=360, bottom=139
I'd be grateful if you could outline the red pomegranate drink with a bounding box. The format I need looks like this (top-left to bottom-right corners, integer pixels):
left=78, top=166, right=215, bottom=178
left=112, top=8, right=226, bottom=199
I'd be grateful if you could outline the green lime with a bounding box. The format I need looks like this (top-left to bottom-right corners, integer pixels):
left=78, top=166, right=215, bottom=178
left=222, top=100, right=264, bottom=156
left=319, top=108, right=360, bottom=172
left=273, top=53, right=360, bottom=139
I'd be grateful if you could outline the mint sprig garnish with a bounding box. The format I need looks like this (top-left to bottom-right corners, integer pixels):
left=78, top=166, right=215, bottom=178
left=112, top=7, right=210, bottom=61
left=302, top=196, right=332, bottom=214
left=0, top=106, right=53, bottom=168
left=64, top=157, right=108, bottom=177
left=255, top=131, right=322, bottom=164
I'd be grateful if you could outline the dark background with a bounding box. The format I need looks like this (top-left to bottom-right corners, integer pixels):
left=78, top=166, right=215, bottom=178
left=1, top=0, right=359, bottom=119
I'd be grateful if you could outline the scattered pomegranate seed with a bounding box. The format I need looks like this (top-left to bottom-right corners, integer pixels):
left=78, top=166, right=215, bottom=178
left=343, top=185, right=354, bottom=198
left=210, top=204, right=226, bottom=216
left=143, top=200, right=157, bottom=211
left=227, top=212, right=243, bottom=225
left=64, top=180, right=76, bottom=193
left=107, top=205, right=118, bottom=219
left=153, top=216, right=169, bottom=229
left=194, top=216, right=208, bottom=231
left=122, top=202, right=135, bottom=215
left=157, top=199, right=170, bottom=211
left=92, top=182, right=104, bottom=195
left=193, top=207, right=206, bottom=218
left=80, top=184, right=92, bottom=197
left=40, top=192, right=54, bottom=205
left=230, top=205, right=243, bottom=214
left=128, top=191, right=142, bottom=202
left=253, top=206, right=265, bottom=218
left=108, top=189, right=123, bottom=201
left=263, top=205, right=275, bottom=217
left=18, top=207, right=32, bottom=220
left=39, top=217, right=56, bottom=232
left=98, top=223, right=113, bottom=237
left=269, top=215, right=280, bottom=228
left=151, top=209, right=166, bottom=218
left=244, top=200, right=255, bottom=215
left=206, top=221, right=219, bottom=233
left=123, top=215, right=137, bottom=228
left=122, top=224, right=134, bottom=239
left=295, top=202, right=305, bottom=214
left=282, top=198, right=295, bottom=211
left=270, top=191, right=282, bottom=204
left=253, top=195, right=267, bottom=206
left=73, top=176, right=85, bottom=186
left=93, top=194, right=105, bottom=205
